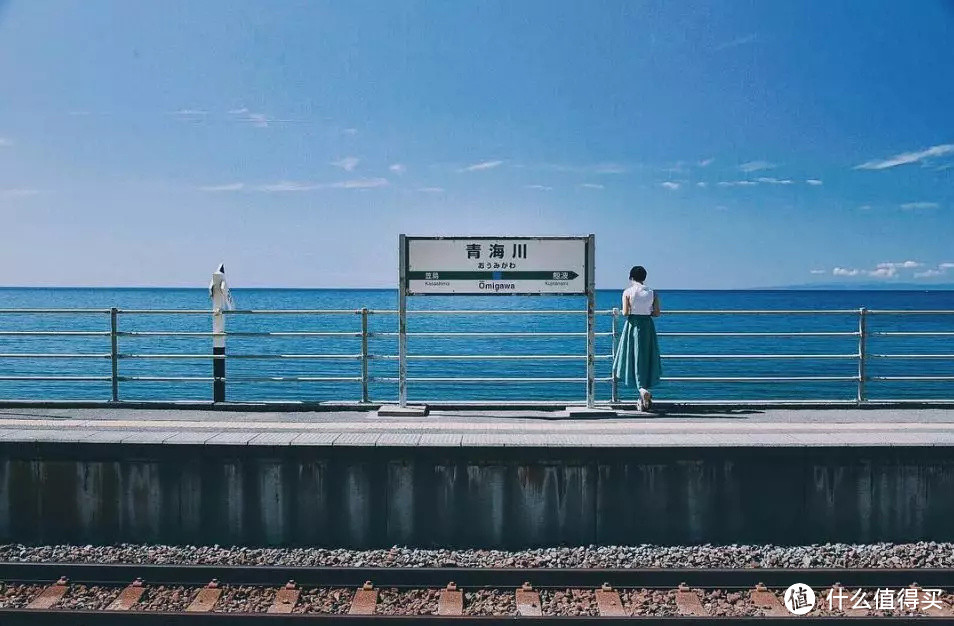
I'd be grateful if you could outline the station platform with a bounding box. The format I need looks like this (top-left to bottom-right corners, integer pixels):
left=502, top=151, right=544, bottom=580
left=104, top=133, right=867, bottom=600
left=1, top=406, right=953, bottom=549
left=1, top=406, right=954, bottom=447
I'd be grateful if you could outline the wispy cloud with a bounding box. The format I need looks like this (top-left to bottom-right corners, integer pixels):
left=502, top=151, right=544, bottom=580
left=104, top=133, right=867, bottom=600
left=878, top=261, right=922, bottom=269
left=250, top=178, right=389, bottom=192
left=418, top=187, right=445, bottom=193
left=1, top=188, right=46, bottom=197
left=868, top=267, right=897, bottom=279
left=579, top=183, right=604, bottom=190
left=714, top=33, right=757, bottom=51
left=389, top=163, right=406, bottom=174
left=660, top=181, right=680, bottom=190
left=534, top=162, right=630, bottom=175
left=805, top=179, right=823, bottom=186
left=459, top=160, right=503, bottom=173
left=855, top=144, right=954, bottom=170
left=0, top=137, right=13, bottom=147
left=325, top=178, right=388, bottom=189
left=331, top=156, right=360, bottom=172
left=171, top=109, right=208, bottom=117
left=858, top=204, right=873, bottom=211
left=915, top=269, right=945, bottom=278
left=525, top=184, right=553, bottom=191
left=697, top=182, right=708, bottom=188
left=717, top=180, right=758, bottom=187
left=941, top=263, right=954, bottom=269
left=900, top=201, right=940, bottom=210
left=698, top=158, right=715, bottom=167
left=739, top=160, right=775, bottom=172
left=342, top=128, right=358, bottom=136
left=256, top=181, right=321, bottom=192
left=756, top=177, right=793, bottom=185
left=199, top=183, right=245, bottom=192
left=810, top=269, right=826, bottom=275
left=227, top=108, right=291, bottom=128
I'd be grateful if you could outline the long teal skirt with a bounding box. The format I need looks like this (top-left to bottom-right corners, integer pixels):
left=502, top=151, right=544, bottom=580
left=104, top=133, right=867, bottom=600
left=613, top=314, right=662, bottom=390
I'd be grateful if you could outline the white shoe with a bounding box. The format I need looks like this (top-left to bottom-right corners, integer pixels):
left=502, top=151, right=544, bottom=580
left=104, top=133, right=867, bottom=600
left=638, top=388, right=652, bottom=411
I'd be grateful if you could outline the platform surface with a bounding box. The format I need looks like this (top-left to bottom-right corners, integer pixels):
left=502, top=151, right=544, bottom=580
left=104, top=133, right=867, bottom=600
left=0, top=406, right=953, bottom=447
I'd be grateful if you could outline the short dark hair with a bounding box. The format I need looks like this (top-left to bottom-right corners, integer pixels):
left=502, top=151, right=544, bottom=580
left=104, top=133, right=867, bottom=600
left=629, top=266, right=647, bottom=282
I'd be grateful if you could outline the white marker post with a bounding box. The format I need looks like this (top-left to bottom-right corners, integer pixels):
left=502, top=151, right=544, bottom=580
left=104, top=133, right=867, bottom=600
left=210, top=263, right=234, bottom=403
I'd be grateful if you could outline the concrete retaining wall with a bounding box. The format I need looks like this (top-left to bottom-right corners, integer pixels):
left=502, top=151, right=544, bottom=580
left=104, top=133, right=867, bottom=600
left=1, top=443, right=952, bottom=548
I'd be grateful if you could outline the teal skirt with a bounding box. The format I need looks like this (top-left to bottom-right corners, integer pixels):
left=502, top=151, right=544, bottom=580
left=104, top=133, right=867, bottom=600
left=613, top=314, right=662, bottom=390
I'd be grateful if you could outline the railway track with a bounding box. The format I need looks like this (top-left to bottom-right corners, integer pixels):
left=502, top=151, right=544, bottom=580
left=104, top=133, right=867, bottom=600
left=1, top=562, right=954, bottom=623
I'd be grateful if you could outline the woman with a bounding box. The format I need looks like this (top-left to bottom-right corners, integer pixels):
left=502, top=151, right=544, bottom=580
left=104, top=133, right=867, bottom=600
left=612, top=265, right=662, bottom=410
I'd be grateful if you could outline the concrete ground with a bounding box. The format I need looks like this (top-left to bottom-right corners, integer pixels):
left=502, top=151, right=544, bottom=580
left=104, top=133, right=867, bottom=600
left=1, top=406, right=953, bottom=447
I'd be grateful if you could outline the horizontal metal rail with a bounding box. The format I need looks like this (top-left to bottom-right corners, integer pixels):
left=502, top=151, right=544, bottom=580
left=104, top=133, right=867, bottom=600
left=1, top=306, right=952, bottom=405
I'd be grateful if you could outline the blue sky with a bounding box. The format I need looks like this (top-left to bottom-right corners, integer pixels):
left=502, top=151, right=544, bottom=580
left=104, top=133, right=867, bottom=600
left=1, top=0, right=952, bottom=289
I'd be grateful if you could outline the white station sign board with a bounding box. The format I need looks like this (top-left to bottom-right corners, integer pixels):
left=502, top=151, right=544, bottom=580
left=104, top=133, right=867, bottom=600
left=404, top=236, right=588, bottom=295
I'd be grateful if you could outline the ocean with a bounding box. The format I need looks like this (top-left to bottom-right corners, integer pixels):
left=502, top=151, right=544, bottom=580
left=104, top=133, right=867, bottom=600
left=0, top=288, right=952, bottom=403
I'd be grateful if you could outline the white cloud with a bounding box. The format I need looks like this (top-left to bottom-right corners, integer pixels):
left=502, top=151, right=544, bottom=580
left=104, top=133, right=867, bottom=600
left=858, top=204, right=872, bottom=211
left=389, top=163, right=406, bottom=174
left=342, top=128, right=358, bottom=135
left=227, top=108, right=249, bottom=115
left=418, top=186, right=445, bottom=193
left=579, top=183, right=604, bottom=190
left=739, top=160, right=775, bottom=172
left=717, top=180, right=758, bottom=187
left=878, top=261, right=922, bottom=269
left=459, top=160, right=503, bottom=172
left=810, top=269, right=826, bottom=275
left=756, top=177, right=793, bottom=185
left=199, top=183, right=245, bottom=192
left=331, top=157, right=360, bottom=172
left=698, top=158, right=715, bottom=167
left=660, top=181, right=680, bottom=190
left=855, top=144, right=954, bottom=170
left=915, top=269, right=945, bottom=278
left=326, top=178, right=389, bottom=189
left=940, top=263, right=954, bottom=269
left=714, top=33, right=757, bottom=51
left=0, top=137, right=13, bottom=147
left=228, top=108, right=285, bottom=128
left=1, top=188, right=45, bottom=197
left=805, top=179, right=823, bottom=186
left=900, top=201, right=940, bottom=210
left=697, top=182, right=708, bottom=188
left=833, top=267, right=861, bottom=277
left=172, top=109, right=208, bottom=117
left=525, top=184, right=553, bottom=191
left=868, top=267, right=897, bottom=279
left=256, top=181, right=320, bottom=192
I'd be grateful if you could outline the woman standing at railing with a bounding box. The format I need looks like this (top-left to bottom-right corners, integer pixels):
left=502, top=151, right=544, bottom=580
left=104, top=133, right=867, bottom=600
left=613, top=265, right=662, bottom=410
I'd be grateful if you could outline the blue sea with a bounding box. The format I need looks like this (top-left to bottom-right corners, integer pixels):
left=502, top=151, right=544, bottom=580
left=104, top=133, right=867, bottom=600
left=0, top=288, right=952, bottom=403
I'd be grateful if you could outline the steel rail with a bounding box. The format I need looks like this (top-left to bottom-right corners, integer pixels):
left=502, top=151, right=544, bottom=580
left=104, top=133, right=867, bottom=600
left=118, top=354, right=363, bottom=360
left=1, top=562, right=954, bottom=588
left=0, top=353, right=111, bottom=358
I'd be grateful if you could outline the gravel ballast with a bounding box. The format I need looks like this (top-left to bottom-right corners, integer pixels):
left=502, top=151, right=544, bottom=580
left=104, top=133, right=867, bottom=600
left=1, top=542, right=952, bottom=568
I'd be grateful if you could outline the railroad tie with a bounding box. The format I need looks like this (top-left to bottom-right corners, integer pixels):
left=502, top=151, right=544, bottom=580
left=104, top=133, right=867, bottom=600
left=438, top=582, right=463, bottom=616
left=268, top=580, right=301, bottom=614
left=595, top=583, right=627, bottom=617
left=826, top=583, right=869, bottom=616
left=749, top=582, right=786, bottom=616
left=908, top=583, right=951, bottom=617
left=674, top=583, right=707, bottom=616
left=26, top=576, right=69, bottom=610
left=515, top=582, right=542, bottom=617
left=349, top=581, right=378, bottom=615
left=106, top=578, right=146, bottom=611
left=186, top=579, right=223, bottom=612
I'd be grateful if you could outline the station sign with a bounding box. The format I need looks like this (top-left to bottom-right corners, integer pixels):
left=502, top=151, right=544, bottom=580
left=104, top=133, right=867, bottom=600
left=403, top=236, right=588, bottom=295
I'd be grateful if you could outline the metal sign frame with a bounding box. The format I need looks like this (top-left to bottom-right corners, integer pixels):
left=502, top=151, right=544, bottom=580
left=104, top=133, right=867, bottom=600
left=396, top=234, right=597, bottom=410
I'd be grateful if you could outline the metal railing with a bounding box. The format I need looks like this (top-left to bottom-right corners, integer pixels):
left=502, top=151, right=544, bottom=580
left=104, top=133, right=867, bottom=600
left=0, top=307, right=952, bottom=405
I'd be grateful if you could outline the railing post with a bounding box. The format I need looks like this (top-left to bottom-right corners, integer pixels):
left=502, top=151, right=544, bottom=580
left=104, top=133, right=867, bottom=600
left=210, top=264, right=232, bottom=403
left=611, top=307, right=619, bottom=403
left=585, top=234, right=596, bottom=408
left=398, top=235, right=408, bottom=408
left=361, top=307, right=369, bottom=403
left=109, top=307, right=119, bottom=402
left=857, top=307, right=867, bottom=404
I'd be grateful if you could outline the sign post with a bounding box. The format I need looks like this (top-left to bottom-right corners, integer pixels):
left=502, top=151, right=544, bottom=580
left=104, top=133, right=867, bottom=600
left=377, top=235, right=614, bottom=417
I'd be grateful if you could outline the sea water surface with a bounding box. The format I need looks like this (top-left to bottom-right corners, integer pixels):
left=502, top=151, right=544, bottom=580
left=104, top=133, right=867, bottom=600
left=0, top=288, right=952, bottom=403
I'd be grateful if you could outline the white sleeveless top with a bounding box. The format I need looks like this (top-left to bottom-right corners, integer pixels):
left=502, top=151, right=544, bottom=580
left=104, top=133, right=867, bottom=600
left=623, top=281, right=654, bottom=315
